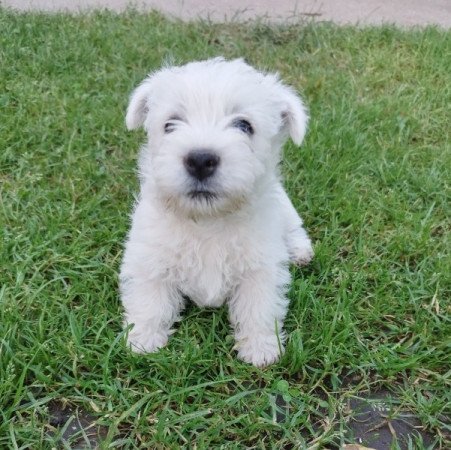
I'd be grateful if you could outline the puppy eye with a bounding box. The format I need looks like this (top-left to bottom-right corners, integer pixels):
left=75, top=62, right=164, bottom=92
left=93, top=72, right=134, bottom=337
left=164, top=122, right=176, bottom=133
left=232, top=118, right=254, bottom=135
left=164, top=116, right=182, bottom=134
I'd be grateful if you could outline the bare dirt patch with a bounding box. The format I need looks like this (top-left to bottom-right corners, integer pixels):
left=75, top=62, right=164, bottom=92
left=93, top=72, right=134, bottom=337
left=345, top=389, right=436, bottom=449
left=48, top=401, right=108, bottom=449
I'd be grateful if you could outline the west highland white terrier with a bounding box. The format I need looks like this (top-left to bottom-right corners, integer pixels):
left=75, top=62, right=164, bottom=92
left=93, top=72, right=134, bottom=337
left=120, top=58, right=313, bottom=366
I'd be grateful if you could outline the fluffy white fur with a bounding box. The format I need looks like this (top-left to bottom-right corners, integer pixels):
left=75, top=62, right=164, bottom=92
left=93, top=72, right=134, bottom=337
left=120, top=58, right=313, bottom=367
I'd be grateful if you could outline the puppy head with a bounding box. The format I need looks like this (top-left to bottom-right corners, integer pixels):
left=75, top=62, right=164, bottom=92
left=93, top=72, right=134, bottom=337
left=126, top=57, right=308, bottom=217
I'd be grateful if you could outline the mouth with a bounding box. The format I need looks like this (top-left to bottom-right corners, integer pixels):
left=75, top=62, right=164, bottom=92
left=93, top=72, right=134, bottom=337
left=188, top=190, right=218, bottom=201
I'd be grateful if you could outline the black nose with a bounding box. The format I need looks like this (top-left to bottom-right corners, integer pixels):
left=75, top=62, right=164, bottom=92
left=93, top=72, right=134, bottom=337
left=184, top=151, right=220, bottom=181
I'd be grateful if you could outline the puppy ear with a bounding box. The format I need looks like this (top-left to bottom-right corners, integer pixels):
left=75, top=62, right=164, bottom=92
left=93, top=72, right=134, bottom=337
left=125, top=78, right=154, bottom=130
left=280, top=86, right=309, bottom=146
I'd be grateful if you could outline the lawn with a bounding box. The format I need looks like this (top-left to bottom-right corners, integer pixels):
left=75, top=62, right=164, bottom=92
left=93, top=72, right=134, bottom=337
left=0, top=8, right=450, bottom=449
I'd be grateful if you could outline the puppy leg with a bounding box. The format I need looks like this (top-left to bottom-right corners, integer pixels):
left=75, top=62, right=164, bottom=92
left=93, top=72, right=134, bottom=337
left=229, top=267, right=290, bottom=367
left=120, top=276, right=183, bottom=353
left=277, top=185, right=314, bottom=266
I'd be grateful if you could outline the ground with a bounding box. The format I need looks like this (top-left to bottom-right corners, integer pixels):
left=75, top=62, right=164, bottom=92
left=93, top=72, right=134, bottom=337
left=2, top=0, right=451, bottom=27
left=0, top=8, right=450, bottom=450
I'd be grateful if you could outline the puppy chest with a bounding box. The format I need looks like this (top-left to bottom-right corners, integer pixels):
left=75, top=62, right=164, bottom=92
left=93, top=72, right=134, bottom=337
left=170, top=235, right=252, bottom=307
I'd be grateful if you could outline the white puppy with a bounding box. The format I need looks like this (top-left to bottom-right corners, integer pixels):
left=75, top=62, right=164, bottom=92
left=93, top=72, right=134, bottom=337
left=120, top=58, right=313, bottom=367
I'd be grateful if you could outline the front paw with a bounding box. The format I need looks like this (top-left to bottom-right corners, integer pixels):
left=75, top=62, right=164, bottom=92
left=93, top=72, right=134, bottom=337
left=126, top=327, right=169, bottom=354
left=235, top=335, right=284, bottom=367
left=289, top=239, right=314, bottom=267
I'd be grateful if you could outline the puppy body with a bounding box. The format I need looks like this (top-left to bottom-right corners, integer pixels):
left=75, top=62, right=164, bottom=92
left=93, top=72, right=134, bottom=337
left=120, top=58, right=313, bottom=366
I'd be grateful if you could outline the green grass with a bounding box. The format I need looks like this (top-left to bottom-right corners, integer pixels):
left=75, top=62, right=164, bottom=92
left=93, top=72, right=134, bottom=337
left=1, top=8, right=450, bottom=449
